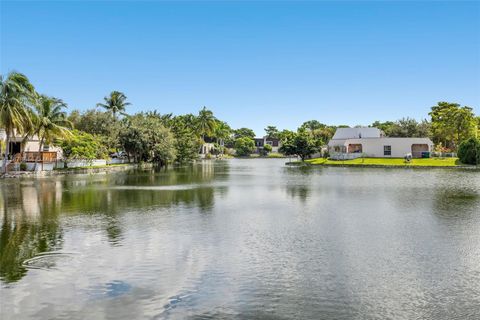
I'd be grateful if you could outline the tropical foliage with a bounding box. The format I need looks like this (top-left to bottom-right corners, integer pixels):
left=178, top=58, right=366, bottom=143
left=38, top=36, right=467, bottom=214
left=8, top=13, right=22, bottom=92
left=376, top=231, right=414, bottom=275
left=233, top=127, right=256, bottom=140
left=0, top=72, right=36, bottom=172
left=119, top=114, right=176, bottom=165
left=429, top=102, right=477, bottom=150
left=33, top=95, right=72, bottom=152
left=97, top=91, right=130, bottom=119
left=196, top=106, right=216, bottom=141
left=264, top=126, right=279, bottom=139
left=261, top=143, right=272, bottom=156
left=280, top=130, right=319, bottom=161
left=457, top=138, right=480, bottom=165
left=60, top=130, right=108, bottom=160
left=234, top=137, right=256, bottom=156
left=372, top=118, right=430, bottom=138
left=1, top=72, right=479, bottom=171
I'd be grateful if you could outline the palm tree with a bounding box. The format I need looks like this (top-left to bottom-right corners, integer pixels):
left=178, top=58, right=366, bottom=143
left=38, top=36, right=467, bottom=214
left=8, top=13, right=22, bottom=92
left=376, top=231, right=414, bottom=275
left=213, top=121, right=231, bottom=145
left=33, top=95, right=72, bottom=168
left=196, top=106, right=216, bottom=142
left=97, top=91, right=130, bottom=119
left=0, top=72, right=36, bottom=173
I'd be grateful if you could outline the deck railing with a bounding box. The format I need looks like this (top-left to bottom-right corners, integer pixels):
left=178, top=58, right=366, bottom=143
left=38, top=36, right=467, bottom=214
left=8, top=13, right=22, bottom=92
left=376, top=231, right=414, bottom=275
left=23, top=151, right=57, bottom=163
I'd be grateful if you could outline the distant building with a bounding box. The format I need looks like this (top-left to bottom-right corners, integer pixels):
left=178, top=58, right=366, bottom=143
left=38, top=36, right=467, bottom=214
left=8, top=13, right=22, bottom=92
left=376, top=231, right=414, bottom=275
left=328, top=127, right=434, bottom=158
left=1, top=129, right=61, bottom=156
left=1, top=129, right=62, bottom=170
left=254, top=136, right=282, bottom=153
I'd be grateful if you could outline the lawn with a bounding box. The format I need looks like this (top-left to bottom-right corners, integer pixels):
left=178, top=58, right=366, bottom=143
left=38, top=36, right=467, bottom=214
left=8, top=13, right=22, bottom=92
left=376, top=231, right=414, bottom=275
left=305, top=157, right=461, bottom=167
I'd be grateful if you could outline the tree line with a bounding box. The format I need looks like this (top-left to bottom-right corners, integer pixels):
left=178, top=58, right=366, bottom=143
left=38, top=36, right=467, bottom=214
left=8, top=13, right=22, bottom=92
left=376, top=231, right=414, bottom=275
left=2, top=71, right=479, bottom=170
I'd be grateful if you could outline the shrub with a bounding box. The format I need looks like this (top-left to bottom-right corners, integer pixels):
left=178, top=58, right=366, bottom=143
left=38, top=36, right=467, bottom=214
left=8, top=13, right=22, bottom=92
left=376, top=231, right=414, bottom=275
left=20, top=162, right=27, bottom=171
left=260, top=144, right=272, bottom=156
left=267, top=152, right=284, bottom=158
left=234, top=137, right=255, bottom=156
left=458, top=138, right=480, bottom=165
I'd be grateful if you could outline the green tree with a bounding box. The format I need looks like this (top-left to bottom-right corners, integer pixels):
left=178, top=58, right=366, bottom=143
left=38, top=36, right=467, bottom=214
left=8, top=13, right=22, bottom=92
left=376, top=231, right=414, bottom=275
left=264, top=125, right=279, bottom=139
left=196, top=106, right=216, bottom=141
left=0, top=72, right=36, bottom=173
left=96, top=91, right=130, bottom=119
left=169, top=114, right=202, bottom=163
left=278, top=129, right=296, bottom=143
left=213, top=120, right=232, bottom=146
left=300, top=120, right=325, bottom=131
left=69, top=109, right=119, bottom=151
left=261, top=143, right=272, bottom=156
left=33, top=96, right=72, bottom=167
left=388, top=118, right=430, bottom=138
left=429, top=102, right=477, bottom=150
left=174, top=129, right=201, bottom=163
left=280, top=130, right=319, bottom=161
left=60, top=130, right=108, bottom=160
left=234, top=137, right=255, bottom=156
left=119, top=114, right=176, bottom=166
left=233, top=127, right=256, bottom=140
left=457, top=138, right=480, bottom=165
left=371, top=120, right=395, bottom=135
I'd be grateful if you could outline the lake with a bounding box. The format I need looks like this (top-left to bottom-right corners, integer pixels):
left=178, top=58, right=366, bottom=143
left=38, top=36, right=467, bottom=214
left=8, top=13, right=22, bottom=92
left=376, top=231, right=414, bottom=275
left=1, top=159, right=480, bottom=319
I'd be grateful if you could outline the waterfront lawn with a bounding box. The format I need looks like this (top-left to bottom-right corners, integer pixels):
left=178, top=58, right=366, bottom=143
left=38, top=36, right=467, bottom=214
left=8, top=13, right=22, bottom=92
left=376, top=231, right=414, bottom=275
left=305, top=157, right=461, bottom=167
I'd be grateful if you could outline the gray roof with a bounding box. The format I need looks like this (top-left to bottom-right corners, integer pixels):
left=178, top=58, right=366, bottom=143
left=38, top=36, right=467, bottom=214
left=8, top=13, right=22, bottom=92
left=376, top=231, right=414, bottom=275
left=331, top=127, right=381, bottom=140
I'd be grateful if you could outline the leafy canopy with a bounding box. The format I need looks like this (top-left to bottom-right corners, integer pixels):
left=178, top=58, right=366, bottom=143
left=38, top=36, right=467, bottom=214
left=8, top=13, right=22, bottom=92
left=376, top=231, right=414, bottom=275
left=234, top=137, right=256, bottom=156
left=280, top=130, right=319, bottom=161
left=458, top=138, right=480, bottom=165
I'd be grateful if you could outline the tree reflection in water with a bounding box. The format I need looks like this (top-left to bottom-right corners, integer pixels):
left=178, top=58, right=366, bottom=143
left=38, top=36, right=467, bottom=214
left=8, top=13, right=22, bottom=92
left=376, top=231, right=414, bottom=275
left=0, top=161, right=228, bottom=283
left=0, top=181, right=63, bottom=283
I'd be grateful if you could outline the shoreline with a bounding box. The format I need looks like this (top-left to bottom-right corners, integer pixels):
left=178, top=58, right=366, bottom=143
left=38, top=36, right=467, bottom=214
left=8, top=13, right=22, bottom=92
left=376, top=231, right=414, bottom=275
left=285, top=161, right=479, bottom=170
left=1, top=164, right=137, bottom=179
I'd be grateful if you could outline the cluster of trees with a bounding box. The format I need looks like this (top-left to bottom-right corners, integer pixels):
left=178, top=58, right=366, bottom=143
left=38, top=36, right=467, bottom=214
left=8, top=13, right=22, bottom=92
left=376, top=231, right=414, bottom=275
left=369, top=102, right=480, bottom=164
left=0, top=72, right=72, bottom=173
left=371, top=102, right=479, bottom=152
left=68, top=101, right=234, bottom=164
left=2, top=72, right=479, bottom=168
left=1, top=72, right=262, bottom=168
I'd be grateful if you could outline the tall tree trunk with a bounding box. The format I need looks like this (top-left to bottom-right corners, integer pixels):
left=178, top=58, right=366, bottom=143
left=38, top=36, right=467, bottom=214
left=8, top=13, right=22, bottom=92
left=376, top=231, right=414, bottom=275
left=2, top=132, right=10, bottom=174
left=34, top=136, right=45, bottom=171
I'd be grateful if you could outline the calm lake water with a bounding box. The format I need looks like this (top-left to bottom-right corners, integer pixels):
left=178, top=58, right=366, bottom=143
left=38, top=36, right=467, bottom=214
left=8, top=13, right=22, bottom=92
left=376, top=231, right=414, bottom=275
left=1, top=159, right=480, bottom=319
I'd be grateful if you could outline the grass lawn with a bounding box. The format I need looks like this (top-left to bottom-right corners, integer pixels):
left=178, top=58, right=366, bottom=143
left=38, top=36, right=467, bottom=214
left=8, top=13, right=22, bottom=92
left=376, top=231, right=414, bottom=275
left=305, top=157, right=462, bottom=167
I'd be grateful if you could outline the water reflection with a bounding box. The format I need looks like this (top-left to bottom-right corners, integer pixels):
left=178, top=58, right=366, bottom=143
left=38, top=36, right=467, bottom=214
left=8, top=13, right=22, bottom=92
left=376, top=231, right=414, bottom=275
left=0, top=182, right=63, bottom=283
left=0, top=161, right=228, bottom=283
left=1, top=160, right=480, bottom=320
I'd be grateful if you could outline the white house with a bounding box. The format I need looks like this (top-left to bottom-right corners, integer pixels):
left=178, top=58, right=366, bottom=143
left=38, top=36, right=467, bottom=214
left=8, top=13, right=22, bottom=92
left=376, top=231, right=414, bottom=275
left=1, top=128, right=63, bottom=171
left=328, top=127, right=434, bottom=158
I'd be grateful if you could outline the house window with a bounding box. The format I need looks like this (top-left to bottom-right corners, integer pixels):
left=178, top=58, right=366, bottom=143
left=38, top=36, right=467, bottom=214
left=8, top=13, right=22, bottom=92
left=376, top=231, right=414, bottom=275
left=384, top=145, right=392, bottom=156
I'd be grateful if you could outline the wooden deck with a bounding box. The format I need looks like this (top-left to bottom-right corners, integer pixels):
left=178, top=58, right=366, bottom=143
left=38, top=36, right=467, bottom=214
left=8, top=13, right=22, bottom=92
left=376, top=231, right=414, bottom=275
left=23, top=151, right=58, bottom=163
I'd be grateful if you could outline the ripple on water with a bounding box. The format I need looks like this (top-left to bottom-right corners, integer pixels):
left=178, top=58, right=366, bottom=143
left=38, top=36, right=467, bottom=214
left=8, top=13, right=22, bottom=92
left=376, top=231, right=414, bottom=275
left=22, top=252, right=77, bottom=270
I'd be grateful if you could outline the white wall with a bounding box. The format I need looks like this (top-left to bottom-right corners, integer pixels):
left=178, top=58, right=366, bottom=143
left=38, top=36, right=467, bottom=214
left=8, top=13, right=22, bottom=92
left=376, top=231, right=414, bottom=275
left=345, top=138, right=434, bottom=158
left=67, top=159, right=107, bottom=168
left=107, top=158, right=130, bottom=165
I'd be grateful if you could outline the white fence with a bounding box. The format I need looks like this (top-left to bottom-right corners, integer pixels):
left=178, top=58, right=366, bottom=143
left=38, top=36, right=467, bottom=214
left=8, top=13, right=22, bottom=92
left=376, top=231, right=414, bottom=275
left=66, top=159, right=107, bottom=168
left=107, top=158, right=130, bottom=165
left=430, top=152, right=457, bottom=158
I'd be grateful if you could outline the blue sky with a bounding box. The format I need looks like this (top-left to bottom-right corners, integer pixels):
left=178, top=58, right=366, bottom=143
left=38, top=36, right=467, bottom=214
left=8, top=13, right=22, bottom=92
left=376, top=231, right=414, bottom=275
left=1, top=1, right=479, bottom=135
